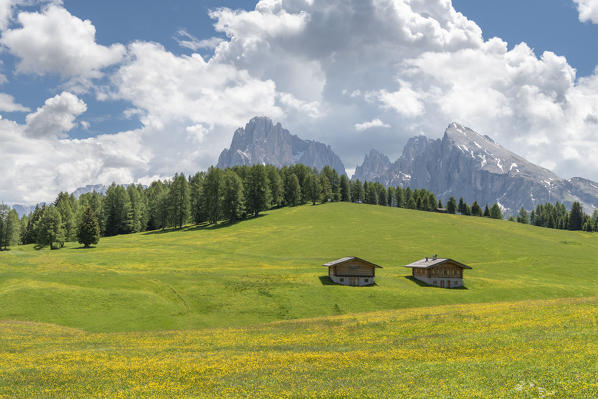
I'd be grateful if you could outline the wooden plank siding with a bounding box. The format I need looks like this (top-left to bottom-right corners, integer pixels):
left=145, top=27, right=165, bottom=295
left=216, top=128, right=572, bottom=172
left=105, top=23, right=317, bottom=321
left=333, top=261, right=375, bottom=277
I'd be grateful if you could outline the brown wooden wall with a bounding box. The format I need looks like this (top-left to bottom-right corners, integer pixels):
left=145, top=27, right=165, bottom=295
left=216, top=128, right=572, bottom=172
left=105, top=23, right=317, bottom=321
left=429, top=262, right=463, bottom=278
left=333, top=261, right=375, bottom=277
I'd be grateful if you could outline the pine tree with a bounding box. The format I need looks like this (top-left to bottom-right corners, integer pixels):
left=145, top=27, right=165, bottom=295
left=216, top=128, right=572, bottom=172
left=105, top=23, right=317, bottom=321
left=55, top=192, right=76, bottom=241
left=319, top=174, right=332, bottom=203
left=377, top=184, right=387, bottom=206
left=340, top=174, right=351, bottom=202
left=77, top=207, right=100, bottom=248
left=517, top=207, right=529, bottom=224
left=37, top=206, right=65, bottom=249
left=266, top=166, right=283, bottom=208
left=221, top=170, right=245, bottom=222
left=447, top=197, right=457, bottom=214
left=395, top=187, right=405, bottom=208
left=305, top=174, right=320, bottom=205
left=483, top=204, right=491, bottom=217
left=364, top=182, right=378, bottom=205
left=203, top=167, right=222, bottom=224
left=0, top=204, right=12, bottom=250
left=387, top=187, right=395, bottom=207
left=471, top=201, right=483, bottom=217
left=490, top=203, right=503, bottom=220
left=351, top=180, right=364, bottom=203
left=169, top=173, right=190, bottom=229
left=103, top=184, right=131, bottom=236
left=568, top=202, right=584, bottom=231
left=285, top=174, right=302, bottom=206
left=246, top=165, right=270, bottom=217
left=189, top=172, right=205, bottom=224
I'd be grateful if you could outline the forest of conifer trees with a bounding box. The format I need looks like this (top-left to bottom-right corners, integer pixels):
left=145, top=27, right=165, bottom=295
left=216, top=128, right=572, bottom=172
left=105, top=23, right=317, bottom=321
left=1, top=163, right=596, bottom=251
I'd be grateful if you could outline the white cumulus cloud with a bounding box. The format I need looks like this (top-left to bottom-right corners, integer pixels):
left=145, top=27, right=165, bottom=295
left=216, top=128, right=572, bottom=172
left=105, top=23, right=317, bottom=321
left=572, top=0, right=598, bottom=23
left=24, top=91, right=86, bottom=139
left=0, top=92, right=29, bottom=112
left=355, top=118, right=391, bottom=131
left=0, top=5, right=125, bottom=81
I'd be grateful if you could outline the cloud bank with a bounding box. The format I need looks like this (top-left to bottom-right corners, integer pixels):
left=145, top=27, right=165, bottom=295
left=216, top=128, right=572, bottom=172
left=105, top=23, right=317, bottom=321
left=2, top=0, right=598, bottom=205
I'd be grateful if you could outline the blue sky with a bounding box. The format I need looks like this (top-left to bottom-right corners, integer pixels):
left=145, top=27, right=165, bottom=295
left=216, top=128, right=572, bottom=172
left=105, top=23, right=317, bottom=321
left=2, top=0, right=598, bottom=203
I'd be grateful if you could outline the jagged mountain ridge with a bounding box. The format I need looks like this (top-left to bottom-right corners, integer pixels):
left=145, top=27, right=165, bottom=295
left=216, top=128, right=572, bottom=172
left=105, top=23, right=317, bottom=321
left=353, top=123, right=598, bottom=213
left=217, top=117, right=346, bottom=176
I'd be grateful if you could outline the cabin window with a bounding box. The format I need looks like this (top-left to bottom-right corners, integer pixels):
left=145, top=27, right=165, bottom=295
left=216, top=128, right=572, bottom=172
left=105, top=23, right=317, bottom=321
left=364, top=279, right=369, bottom=283
left=340, top=278, right=344, bottom=282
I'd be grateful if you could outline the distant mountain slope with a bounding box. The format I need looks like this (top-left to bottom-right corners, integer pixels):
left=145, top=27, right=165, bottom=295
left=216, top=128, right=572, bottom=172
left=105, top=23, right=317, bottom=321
left=354, top=122, right=598, bottom=213
left=217, top=117, right=346, bottom=176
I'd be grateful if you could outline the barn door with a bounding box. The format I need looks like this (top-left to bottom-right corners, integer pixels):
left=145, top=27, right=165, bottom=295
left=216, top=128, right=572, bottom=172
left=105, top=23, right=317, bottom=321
left=349, top=277, right=359, bottom=286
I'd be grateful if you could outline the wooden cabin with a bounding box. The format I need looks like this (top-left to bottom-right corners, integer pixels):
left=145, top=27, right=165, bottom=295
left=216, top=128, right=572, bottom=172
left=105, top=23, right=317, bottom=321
left=404, top=256, right=472, bottom=288
left=323, top=257, right=382, bottom=286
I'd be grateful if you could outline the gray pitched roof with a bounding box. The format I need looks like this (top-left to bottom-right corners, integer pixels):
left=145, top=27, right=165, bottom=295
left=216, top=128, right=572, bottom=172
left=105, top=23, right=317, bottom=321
left=323, top=257, right=382, bottom=268
left=404, top=258, right=472, bottom=269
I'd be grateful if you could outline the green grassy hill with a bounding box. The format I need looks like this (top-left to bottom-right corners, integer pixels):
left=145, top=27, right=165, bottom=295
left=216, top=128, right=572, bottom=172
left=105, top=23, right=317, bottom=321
left=1, top=202, right=596, bottom=332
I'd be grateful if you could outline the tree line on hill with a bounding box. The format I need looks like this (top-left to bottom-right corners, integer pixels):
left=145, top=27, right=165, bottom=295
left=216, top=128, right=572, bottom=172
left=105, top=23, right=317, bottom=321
left=1, top=163, right=596, bottom=250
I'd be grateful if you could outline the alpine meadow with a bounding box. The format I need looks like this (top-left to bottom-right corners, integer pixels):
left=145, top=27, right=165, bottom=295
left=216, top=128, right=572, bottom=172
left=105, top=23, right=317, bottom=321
left=3, top=0, right=598, bottom=397
left=0, top=203, right=597, bottom=397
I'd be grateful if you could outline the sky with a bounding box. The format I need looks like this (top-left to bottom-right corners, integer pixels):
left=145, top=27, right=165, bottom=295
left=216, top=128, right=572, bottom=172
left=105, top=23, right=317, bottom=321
left=2, top=0, right=598, bottom=204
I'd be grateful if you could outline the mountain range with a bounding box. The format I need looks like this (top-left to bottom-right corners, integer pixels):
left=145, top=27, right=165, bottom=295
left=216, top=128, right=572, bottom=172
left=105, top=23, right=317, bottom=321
left=12, top=117, right=598, bottom=217
left=353, top=122, right=598, bottom=213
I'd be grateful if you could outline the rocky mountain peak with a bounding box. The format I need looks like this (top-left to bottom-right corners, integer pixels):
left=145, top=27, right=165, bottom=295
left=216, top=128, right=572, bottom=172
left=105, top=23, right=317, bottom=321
left=217, top=117, right=346, bottom=175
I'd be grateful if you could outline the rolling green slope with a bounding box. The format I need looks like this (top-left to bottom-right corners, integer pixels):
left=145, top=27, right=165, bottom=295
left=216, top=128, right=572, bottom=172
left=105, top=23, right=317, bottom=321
left=0, top=202, right=597, bottom=332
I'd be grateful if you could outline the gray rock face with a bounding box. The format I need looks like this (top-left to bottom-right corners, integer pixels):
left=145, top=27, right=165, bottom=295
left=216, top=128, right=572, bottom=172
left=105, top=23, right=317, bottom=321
left=354, top=122, right=598, bottom=214
left=217, top=117, right=346, bottom=176
left=72, top=184, right=109, bottom=199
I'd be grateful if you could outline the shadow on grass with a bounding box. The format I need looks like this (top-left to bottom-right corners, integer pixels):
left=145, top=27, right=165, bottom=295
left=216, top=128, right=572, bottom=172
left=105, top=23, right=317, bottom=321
left=404, top=276, right=468, bottom=290
left=319, top=276, right=336, bottom=285
left=143, top=214, right=268, bottom=236
left=71, top=246, right=97, bottom=250
left=319, top=276, right=379, bottom=287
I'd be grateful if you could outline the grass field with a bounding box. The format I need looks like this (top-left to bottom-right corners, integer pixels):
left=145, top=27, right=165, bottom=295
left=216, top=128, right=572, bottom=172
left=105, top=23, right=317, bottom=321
left=0, top=203, right=597, bottom=332
left=0, top=297, right=596, bottom=397
left=0, top=203, right=597, bottom=397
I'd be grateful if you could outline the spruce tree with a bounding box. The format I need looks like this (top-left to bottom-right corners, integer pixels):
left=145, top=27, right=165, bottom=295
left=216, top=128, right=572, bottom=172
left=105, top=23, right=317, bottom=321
left=489, top=203, right=503, bottom=220
left=266, top=166, right=283, bottom=208
left=103, top=184, right=131, bottom=236
left=286, top=174, right=301, bottom=206
left=517, top=207, right=529, bottom=224
left=246, top=165, right=270, bottom=217
left=189, top=172, right=205, bottom=224
left=568, top=202, right=583, bottom=231
left=447, top=197, right=457, bottom=214
left=0, top=205, right=11, bottom=250
left=203, top=167, right=222, bottom=224
left=55, top=192, right=76, bottom=241
left=77, top=207, right=100, bottom=248
left=340, top=174, right=351, bottom=202
left=471, top=201, right=483, bottom=216
left=305, top=174, right=320, bottom=205
left=37, top=206, right=65, bottom=249
left=395, top=187, right=405, bottom=208
left=319, top=174, right=332, bottom=203
left=222, top=170, right=245, bottom=222
left=483, top=204, right=491, bottom=217
left=169, top=173, right=190, bottom=229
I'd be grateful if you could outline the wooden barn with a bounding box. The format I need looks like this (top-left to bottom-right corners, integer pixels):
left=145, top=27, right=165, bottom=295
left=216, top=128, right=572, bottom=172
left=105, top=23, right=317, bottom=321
left=323, top=257, right=382, bottom=286
left=404, top=256, right=472, bottom=288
